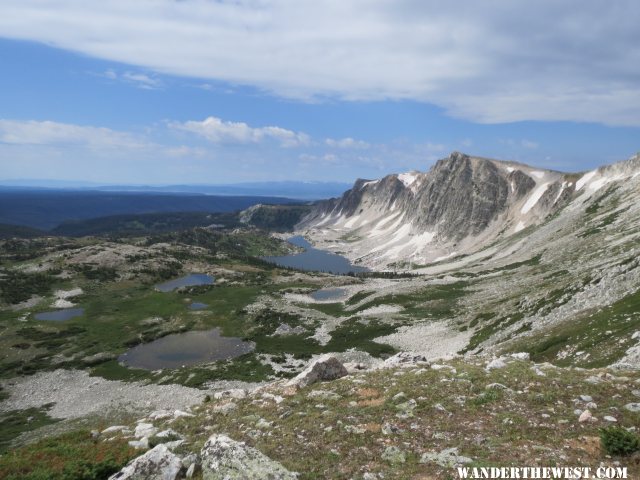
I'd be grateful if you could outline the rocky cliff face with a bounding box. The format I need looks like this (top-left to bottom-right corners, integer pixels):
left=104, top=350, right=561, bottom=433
left=297, top=151, right=638, bottom=268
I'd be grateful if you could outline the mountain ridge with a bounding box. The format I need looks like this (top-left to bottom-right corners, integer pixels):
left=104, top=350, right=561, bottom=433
left=297, top=151, right=640, bottom=269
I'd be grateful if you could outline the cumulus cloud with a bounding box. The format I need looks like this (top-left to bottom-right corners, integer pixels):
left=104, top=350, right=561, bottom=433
left=171, top=116, right=310, bottom=147
left=1, top=1, right=639, bottom=125
left=0, top=119, right=147, bottom=148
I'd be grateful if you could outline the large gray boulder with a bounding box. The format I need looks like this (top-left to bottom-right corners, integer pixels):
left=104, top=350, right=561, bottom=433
left=285, top=354, right=348, bottom=389
left=200, top=434, right=297, bottom=479
left=109, top=444, right=183, bottom=480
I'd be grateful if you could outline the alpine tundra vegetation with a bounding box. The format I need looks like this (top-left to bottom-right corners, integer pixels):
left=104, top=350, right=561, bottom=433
left=1, top=152, right=639, bottom=478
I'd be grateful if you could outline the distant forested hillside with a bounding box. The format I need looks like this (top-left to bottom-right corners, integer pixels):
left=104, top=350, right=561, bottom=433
left=0, top=223, right=46, bottom=239
left=0, top=190, right=299, bottom=230
left=51, top=211, right=241, bottom=237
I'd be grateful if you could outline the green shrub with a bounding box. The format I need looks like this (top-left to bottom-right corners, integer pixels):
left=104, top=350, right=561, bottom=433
left=600, top=426, right=640, bottom=456
left=0, top=430, right=135, bottom=479
left=470, top=389, right=502, bottom=406
left=0, top=271, right=53, bottom=304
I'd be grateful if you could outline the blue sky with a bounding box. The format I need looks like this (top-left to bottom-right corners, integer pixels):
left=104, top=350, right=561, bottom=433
left=0, top=1, right=639, bottom=185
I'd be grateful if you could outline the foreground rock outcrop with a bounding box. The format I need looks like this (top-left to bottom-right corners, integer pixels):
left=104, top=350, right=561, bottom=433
left=109, top=444, right=183, bottom=480
left=285, top=354, right=349, bottom=389
left=200, top=434, right=298, bottom=479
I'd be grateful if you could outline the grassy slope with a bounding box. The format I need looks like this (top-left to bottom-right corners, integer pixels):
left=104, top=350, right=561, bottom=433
left=23, top=357, right=634, bottom=480
left=185, top=360, right=640, bottom=479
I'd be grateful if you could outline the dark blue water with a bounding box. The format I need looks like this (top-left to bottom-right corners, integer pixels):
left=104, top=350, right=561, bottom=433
left=34, top=308, right=85, bottom=321
left=263, top=236, right=368, bottom=274
left=155, top=274, right=215, bottom=292
left=189, top=302, right=208, bottom=310
left=118, top=328, right=254, bottom=370
left=310, top=287, right=348, bottom=301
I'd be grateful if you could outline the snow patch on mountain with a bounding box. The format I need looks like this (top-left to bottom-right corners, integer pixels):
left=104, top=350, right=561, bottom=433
left=521, top=183, right=550, bottom=214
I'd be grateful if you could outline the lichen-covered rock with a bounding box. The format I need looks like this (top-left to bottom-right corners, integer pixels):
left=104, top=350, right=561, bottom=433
left=381, top=446, right=406, bottom=465
left=285, top=354, right=348, bottom=389
left=109, top=444, right=183, bottom=480
left=200, top=434, right=297, bottom=479
left=420, top=447, right=473, bottom=467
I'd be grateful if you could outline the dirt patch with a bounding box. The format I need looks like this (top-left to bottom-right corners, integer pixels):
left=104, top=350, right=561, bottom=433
left=567, top=436, right=602, bottom=458
left=356, top=388, right=381, bottom=398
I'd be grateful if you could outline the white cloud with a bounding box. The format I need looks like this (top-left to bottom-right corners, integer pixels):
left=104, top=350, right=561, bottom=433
left=0, top=119, right=147, bottom=148
left=325, top=137, right=370, bottom=149
left=499, top=138, right=540, bottom=150
left=165, top=145, right=207, bottom=158
left=100, top=69, right=162, bottom=89
left=1, top=1, right=639, bottom=126
left=171, top=116, right=310, bottom=147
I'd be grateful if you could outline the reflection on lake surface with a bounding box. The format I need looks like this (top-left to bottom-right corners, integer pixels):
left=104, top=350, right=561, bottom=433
left=189, top=302, right=208, bottom=310
left=34, top=308, right=84, bottom=321
left=118, top=328, right=254, bottom=370
left=155, top=274, right=215, bottom=292
left=263, top=236, right=368, bottom=274
left=310, top=287, right=348, bottom=301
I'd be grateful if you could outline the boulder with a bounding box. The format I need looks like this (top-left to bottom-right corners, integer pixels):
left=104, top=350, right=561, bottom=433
left=173, top=410, right=194, bottom=419
left=134, top=423, right=157, bottom=439
left=624, top=403, right=640, bottom=413
left=383, top=351, right=430, bottom=366
left=285, top=354, right=348, bottom=389
left=578, top=410, right=593, bottom=422
left=485, top=357, right=507, bottom=370
left=109, top=444, right=183, bottom=480
left=200, top=434, right=297, bottom=479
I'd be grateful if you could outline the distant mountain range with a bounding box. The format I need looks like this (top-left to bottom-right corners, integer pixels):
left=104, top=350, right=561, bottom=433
left=0, top=180, right=352, bottom=200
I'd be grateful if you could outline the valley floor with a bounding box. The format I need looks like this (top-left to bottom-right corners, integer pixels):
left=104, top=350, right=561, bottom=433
left=0, top=217, right=639, bottom=478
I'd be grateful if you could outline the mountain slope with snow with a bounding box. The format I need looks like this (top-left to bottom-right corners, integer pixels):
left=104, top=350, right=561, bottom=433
left=297, top=151, right=640, bottom=270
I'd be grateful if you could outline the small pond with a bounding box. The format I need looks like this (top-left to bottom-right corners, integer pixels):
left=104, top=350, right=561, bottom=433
left=155, top=274, right=215, bottom=293
left=118, top=328, right=254, bottom=370
left=34, top=308, right=85, bottom=322
left=310, top=287, right=348, bottom=301
left=189, top=302, right=208, bottom=310
left=263, top=236, right=369, bottom=275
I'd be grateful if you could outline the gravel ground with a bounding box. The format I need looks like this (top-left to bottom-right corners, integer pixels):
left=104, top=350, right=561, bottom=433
left=357, top=304, right=403, bottom=316
left=0, top=369, right=261, bottom=420
left=374, top=320, right=472, bottom=360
